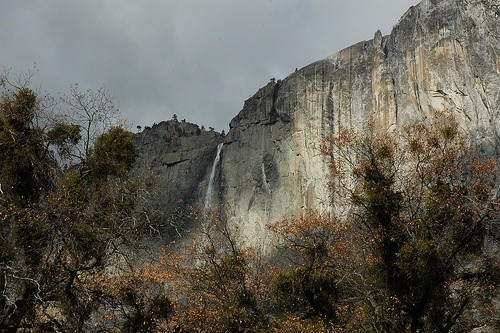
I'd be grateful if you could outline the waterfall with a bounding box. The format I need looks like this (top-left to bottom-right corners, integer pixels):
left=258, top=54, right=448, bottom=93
left=204, top=143, right=223, bottom=210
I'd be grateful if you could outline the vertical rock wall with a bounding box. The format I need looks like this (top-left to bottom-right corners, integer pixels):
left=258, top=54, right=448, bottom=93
left=219, top=0, right=500, bottom=247
left=131, top=0, right=499, bottom=247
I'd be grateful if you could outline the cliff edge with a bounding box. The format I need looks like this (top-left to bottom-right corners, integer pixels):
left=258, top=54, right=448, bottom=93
left=219, top=0, right=500, bottom=247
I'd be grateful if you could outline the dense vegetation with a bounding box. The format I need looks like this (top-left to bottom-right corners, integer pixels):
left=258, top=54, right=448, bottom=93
left=0, top=70, right=150, bottom=331
left=1, top=71, right=498, bottom=332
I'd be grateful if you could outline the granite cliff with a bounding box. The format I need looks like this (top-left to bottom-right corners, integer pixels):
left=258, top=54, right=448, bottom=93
left=131, top=120, right=223, bottom=236
left=132, top=0, right=500, bottom=245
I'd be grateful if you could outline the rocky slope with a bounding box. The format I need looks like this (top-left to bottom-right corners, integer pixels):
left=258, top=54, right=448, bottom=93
left=132, top=0, right=500, bottom=246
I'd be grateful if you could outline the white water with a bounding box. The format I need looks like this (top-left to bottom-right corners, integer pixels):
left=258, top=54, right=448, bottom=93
left=204, top=143, right=223, bottom=210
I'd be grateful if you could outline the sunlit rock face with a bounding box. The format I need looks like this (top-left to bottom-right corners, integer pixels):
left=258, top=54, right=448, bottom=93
left=218, top=0, right=500, bottom=247
left=132, top=0, right=499, bottom=246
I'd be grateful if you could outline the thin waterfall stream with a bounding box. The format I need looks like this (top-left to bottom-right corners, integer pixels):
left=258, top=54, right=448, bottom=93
left=204, top=143, right=223, bottom=210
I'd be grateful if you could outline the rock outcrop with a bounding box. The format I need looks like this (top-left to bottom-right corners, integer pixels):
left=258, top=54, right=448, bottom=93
left=132, top=120, right=223, bottom=236
left=132, top=0, right=500, bottom=246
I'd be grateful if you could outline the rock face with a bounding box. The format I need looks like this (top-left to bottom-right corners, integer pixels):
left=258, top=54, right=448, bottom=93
left=132, top=121, right=223, bottom=236
left=133, top=0, right=500, bottom=246
left=220, top=0, right=500, bottom=248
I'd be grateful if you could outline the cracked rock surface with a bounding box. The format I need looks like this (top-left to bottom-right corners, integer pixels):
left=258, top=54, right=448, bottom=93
left=220, top=0, right=500, bottom=248
left=132, top=0, right=499, bottom=247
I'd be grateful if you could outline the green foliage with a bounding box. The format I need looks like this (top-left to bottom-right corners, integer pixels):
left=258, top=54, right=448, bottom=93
left=87, top=126, right=136, bottom=180
left=0, top=87, right=53, bottom=205
left=60, top=169, right=88, bottom=204
left=395, top=238, right=443, bottom=300
left=0, top=87, right=38, bottom=130
left=47, top=122, right=81, bottom=161
left=47, top=122, right=81, bottom=146
left=272, top=269, right=302, bottom=312
left=272, top=267, right=337, bottom=319
left=0, top=72, right=148, bottom=331
left=72, top=222, right=103, bottom=260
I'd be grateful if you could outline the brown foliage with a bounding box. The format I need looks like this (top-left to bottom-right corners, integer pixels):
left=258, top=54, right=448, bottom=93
left=318, top=112, right=500, bottom=332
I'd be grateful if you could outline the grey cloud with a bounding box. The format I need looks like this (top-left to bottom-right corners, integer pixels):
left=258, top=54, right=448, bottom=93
left=1, top=0, right=417, bottom=131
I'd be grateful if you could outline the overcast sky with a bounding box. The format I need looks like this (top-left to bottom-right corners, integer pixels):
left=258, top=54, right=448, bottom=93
left=1, top=0, right=418, bottom=131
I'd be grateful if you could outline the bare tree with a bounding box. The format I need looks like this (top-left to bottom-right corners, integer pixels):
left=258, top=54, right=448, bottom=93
left=61, top=83, right=124, bottom=162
